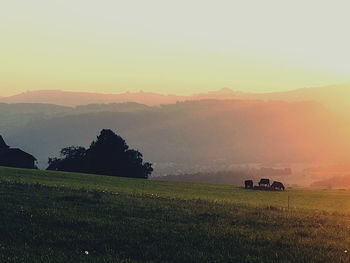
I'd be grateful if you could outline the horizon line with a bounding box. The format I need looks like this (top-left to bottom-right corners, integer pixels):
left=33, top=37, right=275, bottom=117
left=1, top=82, right=350, bottom=98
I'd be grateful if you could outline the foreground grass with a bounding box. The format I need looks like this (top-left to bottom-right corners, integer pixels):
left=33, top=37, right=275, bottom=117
left=2, top=167, right=350, bottom=262
left=1, top=181, right=350, bottom=263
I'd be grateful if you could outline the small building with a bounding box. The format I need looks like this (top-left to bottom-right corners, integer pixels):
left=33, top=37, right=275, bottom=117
left=0, top=136, right=37, bottom=169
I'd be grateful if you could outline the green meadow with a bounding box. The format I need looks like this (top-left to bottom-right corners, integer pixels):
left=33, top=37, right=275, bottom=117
left=1, top=166, right=350, bottom=262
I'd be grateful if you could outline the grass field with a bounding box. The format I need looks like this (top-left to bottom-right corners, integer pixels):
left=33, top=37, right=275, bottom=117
left=1, top=166, right=350, bottom=262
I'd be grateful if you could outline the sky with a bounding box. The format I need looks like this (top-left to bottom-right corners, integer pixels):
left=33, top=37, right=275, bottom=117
left=1, top=0, right=349, bottom=96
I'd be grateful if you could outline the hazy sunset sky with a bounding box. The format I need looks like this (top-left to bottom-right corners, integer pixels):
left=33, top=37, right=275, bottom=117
left=1, top=0, right=349, bottom=96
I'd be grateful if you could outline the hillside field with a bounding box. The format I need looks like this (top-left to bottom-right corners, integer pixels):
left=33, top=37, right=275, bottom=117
left=1, top=166, right=350, bottom=262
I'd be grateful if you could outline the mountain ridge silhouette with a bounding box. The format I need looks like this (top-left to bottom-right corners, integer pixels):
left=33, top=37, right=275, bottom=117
left=1, top=84, right=349, bottom=117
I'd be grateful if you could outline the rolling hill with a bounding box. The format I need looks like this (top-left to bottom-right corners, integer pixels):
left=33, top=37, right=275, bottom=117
left=3, top=99, right=350, bottom=177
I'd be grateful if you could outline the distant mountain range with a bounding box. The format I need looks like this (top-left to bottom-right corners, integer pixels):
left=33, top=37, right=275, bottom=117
left=1, top=84, right=349, bottom=117
left=0, top=90, right=187, bottom=107
left=2, top=99, right=350, bottom=175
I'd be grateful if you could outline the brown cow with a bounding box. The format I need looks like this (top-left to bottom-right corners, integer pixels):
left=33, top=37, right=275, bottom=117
left=271, top=181, right=285, bottom=191
left=258, top=178, right=270, bottom=187
left=245, top=180, right=253, bottom=189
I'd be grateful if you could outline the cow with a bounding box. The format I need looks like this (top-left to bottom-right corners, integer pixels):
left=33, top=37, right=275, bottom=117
left=258, top=178, right=270, bottom=187
left=245, top=180, right=253, bottom=189
left=271, top=181, right=285, bottom=191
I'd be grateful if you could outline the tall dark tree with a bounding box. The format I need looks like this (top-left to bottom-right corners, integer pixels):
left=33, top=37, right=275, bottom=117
left=47, top=129, right=153, bottom=179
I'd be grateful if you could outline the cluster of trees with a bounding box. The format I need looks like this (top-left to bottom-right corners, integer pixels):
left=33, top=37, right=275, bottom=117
left=48, top=129, right=153, bottom=179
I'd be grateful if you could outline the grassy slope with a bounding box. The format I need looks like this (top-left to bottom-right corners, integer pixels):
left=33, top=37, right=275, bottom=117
left=1, top=167, right=350, bottom=262
left=1, top=166, right=350, bottom=212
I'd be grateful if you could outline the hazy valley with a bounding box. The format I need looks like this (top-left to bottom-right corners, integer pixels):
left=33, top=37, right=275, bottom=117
left=1, top=86, right=350, bottom=188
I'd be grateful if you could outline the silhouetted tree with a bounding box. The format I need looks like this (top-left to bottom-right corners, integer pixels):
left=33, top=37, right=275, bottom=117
left=48, top=146, right=86, bottom=172
left=47, top=129, right=153, bottom=178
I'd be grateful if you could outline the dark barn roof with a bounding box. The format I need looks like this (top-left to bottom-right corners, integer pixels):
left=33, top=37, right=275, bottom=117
left=0, top=135, right=9, bottom=150
left=0, top=148, right=37, bottom=161
left=0, top=136, right=37, bottom=169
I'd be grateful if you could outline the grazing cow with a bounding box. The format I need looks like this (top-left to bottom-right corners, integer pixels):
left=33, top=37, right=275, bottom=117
left=258, top=178, right=270, bottom=187
left=271, top=181, right=285, bottom=191
left=245, top=180, right=253, bottom=189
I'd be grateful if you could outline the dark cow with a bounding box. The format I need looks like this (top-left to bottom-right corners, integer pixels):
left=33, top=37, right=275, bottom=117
left=271, top=181, right=285, bottom=191
left=258, top=178, right=270, bottom=187
left=245, top=180, right=253, bottom=189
